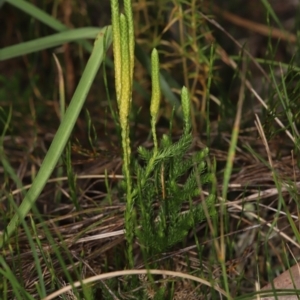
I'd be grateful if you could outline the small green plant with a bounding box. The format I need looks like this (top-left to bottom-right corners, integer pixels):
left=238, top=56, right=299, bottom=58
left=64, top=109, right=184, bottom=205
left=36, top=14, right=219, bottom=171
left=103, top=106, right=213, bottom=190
left=134, top=88, right=215, bottom=253
left=110, top=0, right=215, bottom=262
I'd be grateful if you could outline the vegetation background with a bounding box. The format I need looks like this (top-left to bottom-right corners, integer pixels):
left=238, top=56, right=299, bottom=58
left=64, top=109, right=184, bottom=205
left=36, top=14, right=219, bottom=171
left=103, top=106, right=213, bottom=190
left=0, top=0, right=300, bottom=299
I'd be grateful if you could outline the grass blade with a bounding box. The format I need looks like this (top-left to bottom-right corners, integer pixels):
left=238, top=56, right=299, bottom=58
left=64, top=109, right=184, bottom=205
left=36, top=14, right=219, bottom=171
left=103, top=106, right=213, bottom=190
left=0, top=26, right=112, bottom=248
left=0, top=27, right=103, bottom=61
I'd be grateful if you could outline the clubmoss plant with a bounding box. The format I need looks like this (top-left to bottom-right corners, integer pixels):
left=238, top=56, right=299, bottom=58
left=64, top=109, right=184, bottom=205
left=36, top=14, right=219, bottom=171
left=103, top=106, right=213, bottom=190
left=110, top=0, right=215, bottom=263
left=134, top=85, right=215, bottom=254
left=110, top=0, right=135, bottom=266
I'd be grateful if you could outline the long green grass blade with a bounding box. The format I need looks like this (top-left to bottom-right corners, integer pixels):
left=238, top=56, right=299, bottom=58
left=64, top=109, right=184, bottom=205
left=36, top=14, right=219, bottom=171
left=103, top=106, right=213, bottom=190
left=0, top=26, right=112, bottom=248
left=0, top=27, right=102, bottom=61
